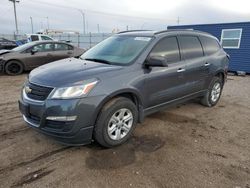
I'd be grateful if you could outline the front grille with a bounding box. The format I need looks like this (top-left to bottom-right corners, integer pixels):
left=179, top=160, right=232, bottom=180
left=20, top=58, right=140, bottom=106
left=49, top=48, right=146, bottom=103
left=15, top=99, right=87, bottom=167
left=26, top=82, right=54, bottom=101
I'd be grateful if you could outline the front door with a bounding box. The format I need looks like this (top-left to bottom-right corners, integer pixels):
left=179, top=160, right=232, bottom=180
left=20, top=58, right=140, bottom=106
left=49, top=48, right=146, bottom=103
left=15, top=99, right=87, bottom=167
left=144, top=36, right=188, bottom=108
left=23, top=43, right=55, bottom=69
left=52, top=43, right=74, bottom=61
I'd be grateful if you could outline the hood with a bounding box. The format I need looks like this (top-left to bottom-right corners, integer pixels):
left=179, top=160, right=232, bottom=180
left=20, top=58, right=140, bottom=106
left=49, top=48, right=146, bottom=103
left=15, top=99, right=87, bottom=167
left=0, top=49, right=12, bottom=55
left=29, top=58, right=123, bottom=87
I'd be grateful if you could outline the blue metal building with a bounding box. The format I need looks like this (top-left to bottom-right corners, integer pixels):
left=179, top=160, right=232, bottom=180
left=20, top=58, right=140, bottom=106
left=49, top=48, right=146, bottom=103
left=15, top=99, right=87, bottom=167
left=168, top=22, right=250, bottom=73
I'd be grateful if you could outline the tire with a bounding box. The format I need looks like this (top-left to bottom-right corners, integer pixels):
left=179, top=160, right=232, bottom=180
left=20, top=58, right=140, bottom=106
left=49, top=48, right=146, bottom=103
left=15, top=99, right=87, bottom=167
left=200, top=76, right=223, bottom=107
left=5, top=60, right=23, bottom=75
left=94, top=97, right=138, bottom=148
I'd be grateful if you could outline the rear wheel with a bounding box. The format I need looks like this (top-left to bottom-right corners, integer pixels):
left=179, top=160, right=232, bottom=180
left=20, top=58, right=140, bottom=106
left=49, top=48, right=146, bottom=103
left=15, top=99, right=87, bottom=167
left=5, top=60, right=23, bottom=75
left=94, top=97, right=138, bottom=147
left=200, top=76, right=223, bottom=107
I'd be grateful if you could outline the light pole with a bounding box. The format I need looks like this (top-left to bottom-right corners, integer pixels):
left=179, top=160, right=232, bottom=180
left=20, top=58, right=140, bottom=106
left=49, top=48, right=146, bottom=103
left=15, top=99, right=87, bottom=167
left=141, top=22, right=146, bottom=29
left=9, top=0, right=20, bottom=34
left=46, top=16, right=49, bottom=30
left=97, top=24, right=100, bottom=33
left=30, top=16, right=34, bottom=33
left=77, top=9, right=86, bottom=34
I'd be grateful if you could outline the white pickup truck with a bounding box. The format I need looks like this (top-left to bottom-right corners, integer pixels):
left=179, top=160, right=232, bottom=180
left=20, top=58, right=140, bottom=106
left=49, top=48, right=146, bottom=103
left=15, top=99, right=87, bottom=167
left=26, top=34, right=54, bottom=42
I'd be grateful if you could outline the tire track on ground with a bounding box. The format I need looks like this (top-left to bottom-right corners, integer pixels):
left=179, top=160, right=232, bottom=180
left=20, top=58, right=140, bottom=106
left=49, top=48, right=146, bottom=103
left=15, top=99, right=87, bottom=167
left=0, top=127, right=30, bottom=142
left=0, top=146, right=72, bottom=175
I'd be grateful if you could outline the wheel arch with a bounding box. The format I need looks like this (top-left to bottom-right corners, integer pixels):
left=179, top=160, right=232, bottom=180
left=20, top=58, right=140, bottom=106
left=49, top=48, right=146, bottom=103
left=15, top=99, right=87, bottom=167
left=4, top=59, right=26, bottom=71
left=94, top=89, right=145, bottom=126
left=214, top=70, right=225, bottom=85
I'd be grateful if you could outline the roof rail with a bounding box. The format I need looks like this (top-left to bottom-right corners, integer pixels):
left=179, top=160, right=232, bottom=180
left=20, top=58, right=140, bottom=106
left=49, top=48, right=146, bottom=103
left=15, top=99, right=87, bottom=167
left=154, top=29, right=211, bottom=35
left=118, top=30, right=152, bottom=34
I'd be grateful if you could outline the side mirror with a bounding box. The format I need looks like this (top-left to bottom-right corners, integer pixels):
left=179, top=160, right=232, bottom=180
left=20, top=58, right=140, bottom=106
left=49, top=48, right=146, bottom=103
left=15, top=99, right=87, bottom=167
left=145, top=55, right=168, bottom=67
left=31, top=49, right=38, bottom=55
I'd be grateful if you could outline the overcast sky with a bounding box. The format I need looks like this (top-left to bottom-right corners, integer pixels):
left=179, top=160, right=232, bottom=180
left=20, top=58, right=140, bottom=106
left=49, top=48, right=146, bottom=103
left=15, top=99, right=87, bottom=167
left=0, top=0, right=250, bottom=34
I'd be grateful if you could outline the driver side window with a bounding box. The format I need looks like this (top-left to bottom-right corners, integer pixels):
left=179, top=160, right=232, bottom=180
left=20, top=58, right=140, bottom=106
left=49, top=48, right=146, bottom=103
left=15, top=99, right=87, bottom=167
left=150, top=37, right=180, bottom=64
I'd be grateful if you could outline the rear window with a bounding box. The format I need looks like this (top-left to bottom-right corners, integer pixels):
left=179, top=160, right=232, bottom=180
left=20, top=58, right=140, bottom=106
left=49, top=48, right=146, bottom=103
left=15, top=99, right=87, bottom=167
left=178, top=36, right=203, bottom=60
left=199, top=36, right=220, bottom=55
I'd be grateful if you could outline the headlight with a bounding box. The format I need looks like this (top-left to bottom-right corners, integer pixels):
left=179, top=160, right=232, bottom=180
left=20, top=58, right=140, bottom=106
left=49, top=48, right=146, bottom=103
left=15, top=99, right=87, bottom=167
left=50, top=79, right=98, bottom=99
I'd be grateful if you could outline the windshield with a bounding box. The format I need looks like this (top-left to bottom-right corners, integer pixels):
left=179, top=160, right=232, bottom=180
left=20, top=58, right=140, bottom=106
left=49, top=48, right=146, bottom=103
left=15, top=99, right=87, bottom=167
left=80, top=35, right=152, bottom=65
left=12, top=42, right=35, bottom=52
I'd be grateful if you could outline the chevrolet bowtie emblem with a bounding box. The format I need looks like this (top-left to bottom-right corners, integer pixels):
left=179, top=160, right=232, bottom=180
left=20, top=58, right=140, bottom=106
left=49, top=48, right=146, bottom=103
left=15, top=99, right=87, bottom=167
left=25, top=86, right=32, bottom=94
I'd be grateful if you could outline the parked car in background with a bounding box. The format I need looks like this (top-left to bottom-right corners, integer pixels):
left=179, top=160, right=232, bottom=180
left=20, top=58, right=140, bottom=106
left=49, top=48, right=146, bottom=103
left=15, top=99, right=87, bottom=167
left=0, top=38, right=17, bottom=50
left=19, top=30, right=229, bottom=147
left=0, top=41, right=85, bottom=75
left=26, top=34, right=54, bottom=42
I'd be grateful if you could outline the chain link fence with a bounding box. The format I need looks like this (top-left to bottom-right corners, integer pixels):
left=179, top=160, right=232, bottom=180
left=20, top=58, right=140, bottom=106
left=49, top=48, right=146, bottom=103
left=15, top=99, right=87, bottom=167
left=0, top=33, right=113, bottom=49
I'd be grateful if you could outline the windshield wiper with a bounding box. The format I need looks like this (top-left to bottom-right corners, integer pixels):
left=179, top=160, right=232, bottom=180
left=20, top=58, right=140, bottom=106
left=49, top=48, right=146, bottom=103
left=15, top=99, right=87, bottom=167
left=84, top=58, right=111, bottom=64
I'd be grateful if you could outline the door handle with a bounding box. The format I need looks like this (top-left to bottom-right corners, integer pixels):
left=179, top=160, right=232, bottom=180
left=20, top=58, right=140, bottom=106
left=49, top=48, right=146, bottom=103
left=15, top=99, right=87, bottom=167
left=204, top=62, right=210, bottom=66
left=67, top=51, right=73, bottom=55
left=177, top=68, right=185, bottom=73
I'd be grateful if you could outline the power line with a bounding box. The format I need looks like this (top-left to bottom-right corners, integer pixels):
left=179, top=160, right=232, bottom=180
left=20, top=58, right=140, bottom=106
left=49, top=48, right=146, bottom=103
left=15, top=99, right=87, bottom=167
left=23, top=0, right=176, bottom=22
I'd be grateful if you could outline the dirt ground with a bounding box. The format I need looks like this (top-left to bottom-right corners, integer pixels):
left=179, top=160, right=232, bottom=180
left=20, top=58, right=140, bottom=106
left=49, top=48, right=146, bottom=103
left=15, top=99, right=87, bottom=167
left=0, top=74, right=249, bottom=188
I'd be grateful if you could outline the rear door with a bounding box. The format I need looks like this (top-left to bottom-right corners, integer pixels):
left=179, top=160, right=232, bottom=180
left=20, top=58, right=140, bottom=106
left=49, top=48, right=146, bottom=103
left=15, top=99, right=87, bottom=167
left=177, top=35, right=207, bottom=94
left=52, top=43, right=74, bottom=61
left=144, top=36, right=188, bottom=108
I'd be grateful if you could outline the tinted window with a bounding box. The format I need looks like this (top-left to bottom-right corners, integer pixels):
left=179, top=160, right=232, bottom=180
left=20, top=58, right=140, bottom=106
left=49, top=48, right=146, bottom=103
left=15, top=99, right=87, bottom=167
left=68, top=45, right=73, bottom=50
left=150, top=37, right=180, bottom=63
left=31, top=35, right=39, bottom=41
left=199, top=36, right=220, bottom=55
left=178, top=36, right=203, bottom=59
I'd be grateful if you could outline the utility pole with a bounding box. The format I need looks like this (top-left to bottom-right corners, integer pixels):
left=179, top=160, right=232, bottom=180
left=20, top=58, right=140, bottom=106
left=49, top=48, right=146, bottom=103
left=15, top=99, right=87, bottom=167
left=30, top=16, right=34, bottom=33
left=97, top=24, right=100, bottom=33
left=9, top=0, right=20, bottom=34
left=77, top=9, right=86, bottom=34
left=126, top=25, right=129, bottom=31
left=46, top=16, right=49, bottom=30
left=177, top=16, right=180, bottom=25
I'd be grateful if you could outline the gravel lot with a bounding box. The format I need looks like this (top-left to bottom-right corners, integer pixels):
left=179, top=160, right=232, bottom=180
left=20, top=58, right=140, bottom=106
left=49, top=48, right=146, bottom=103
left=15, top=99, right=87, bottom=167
left=0, top=74, right=249, bottom=188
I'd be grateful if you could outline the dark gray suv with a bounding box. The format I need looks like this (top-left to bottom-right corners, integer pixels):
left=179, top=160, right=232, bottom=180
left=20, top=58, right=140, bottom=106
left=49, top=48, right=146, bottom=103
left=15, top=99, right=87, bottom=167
left=19, top=30, right=229, bottom=147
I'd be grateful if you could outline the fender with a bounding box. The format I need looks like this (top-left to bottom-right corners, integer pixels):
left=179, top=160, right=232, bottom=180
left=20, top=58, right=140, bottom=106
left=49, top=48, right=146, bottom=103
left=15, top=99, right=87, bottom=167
left=93, top=88, right=145, bottom=125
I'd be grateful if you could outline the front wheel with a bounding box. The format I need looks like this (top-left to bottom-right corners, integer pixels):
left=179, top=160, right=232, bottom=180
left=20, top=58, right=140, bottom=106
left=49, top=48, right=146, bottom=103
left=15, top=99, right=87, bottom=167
left=94, top=97, right=138, bottom=147
left=200, top=77, right=223, bottom=107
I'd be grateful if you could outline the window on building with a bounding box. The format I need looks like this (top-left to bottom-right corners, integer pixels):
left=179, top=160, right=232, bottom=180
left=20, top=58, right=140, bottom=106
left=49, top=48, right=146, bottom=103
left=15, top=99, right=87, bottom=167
left=221, top=29, right=242, bottom=49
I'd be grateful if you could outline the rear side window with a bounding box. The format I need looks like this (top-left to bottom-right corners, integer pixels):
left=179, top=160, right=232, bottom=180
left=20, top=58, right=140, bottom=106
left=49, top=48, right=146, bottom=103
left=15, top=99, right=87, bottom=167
left=178, top=36, right=203, bottom=60
left=199, top=36, right=220, bottom=55
left=150, top=37, right=180, bottom=63
left=30, top=35, right=39, bottom=41
left=55, top=43, right=71, bottom=51
left=68, top=45, right=73, bottom=50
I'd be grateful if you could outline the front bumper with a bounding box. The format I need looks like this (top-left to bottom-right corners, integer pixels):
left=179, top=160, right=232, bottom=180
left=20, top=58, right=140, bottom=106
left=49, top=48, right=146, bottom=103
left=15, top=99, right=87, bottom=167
left=19, top=91, right=105, bottom=145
